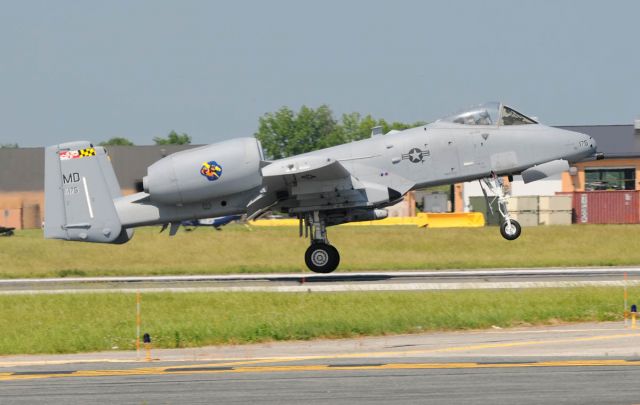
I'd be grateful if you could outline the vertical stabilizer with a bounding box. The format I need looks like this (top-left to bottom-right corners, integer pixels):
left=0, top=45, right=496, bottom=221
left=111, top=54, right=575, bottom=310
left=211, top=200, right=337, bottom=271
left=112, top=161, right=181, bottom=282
left=44, top=141, right=133, bottom=243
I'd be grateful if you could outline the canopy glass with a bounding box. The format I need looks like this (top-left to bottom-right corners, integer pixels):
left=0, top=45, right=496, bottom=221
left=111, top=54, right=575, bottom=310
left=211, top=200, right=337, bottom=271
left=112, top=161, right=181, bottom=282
left=440, top=102, right=538, bottom=126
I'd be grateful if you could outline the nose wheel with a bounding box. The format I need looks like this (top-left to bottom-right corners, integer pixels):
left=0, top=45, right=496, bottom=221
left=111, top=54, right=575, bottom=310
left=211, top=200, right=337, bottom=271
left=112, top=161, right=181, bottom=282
left=500, top=219, right=521, bottom=240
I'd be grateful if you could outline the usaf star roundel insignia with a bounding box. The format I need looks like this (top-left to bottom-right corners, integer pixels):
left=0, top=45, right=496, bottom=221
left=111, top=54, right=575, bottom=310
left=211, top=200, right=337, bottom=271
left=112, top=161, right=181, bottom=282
left=200, top=160, right=223, bottom=181
left=401, top=147, right=430, bottom=163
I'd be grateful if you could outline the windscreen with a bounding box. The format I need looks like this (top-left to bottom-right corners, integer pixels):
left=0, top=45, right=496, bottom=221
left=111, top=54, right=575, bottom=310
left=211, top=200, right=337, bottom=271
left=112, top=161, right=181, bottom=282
left=500, top=106, right=537, bottom=125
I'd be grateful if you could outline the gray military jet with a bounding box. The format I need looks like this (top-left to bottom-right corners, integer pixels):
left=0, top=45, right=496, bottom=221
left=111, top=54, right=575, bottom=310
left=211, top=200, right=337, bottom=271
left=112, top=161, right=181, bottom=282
left=44, top=102, right=601, bottom=273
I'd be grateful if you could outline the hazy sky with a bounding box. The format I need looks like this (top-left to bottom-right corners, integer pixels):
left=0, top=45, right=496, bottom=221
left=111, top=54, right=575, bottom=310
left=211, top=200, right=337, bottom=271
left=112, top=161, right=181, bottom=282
left=1, top=0, right=639, bottom=147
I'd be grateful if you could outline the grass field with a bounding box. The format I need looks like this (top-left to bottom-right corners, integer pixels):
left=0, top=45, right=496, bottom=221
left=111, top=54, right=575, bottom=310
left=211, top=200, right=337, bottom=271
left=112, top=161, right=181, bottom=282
left=0, top=287, right=631, bottom=355
left=1, top=225, right=639, bottom=278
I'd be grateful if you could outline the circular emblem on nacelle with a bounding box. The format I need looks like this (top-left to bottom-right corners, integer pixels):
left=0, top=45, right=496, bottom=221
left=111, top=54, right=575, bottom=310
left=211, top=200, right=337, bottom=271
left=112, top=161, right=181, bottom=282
left=200, top=160, right=223, bottom=181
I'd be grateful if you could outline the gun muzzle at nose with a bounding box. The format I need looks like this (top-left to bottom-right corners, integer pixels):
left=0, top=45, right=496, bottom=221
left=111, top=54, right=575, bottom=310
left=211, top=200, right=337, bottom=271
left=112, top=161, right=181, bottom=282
left=579, top=152, right=605, bottom=162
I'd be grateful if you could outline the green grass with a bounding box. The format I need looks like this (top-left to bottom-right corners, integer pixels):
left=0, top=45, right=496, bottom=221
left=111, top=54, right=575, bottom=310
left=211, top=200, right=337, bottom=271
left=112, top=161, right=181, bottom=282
left=0, top=288, right=629, bottom=355
left=1, top=225, right=639, bottom=278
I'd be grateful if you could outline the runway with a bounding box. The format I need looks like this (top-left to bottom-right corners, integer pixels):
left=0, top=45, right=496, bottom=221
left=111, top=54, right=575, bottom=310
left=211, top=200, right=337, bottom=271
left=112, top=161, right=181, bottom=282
left=2, top=322, right=640, bottom=404
left=2, top=267, right=640, bottom=294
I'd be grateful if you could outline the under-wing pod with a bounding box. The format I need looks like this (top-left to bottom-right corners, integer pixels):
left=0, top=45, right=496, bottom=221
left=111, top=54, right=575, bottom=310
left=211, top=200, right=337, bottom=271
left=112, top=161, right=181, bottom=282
left=520, top=159, right=569, bottom=184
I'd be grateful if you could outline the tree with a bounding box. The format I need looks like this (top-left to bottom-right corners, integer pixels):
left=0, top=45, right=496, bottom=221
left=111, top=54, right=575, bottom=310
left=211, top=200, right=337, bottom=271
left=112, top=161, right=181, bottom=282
left=0, top=143, right=18, bottom=148
left=255, top=105, right=427, bottom=159
left=255, top=105, right=340, bottom=159
left=338, top=112, right=378, bottom=143
left=99, top=137, right=134, bottom=146
left=153, top=130, right=191, bottom=145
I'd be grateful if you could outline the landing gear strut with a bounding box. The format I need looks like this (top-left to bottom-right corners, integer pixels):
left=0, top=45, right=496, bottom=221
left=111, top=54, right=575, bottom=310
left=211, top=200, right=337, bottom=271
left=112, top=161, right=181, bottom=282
left=479, top=174, right=521, bottom=241
left=301, top=212, right=340, bottom=273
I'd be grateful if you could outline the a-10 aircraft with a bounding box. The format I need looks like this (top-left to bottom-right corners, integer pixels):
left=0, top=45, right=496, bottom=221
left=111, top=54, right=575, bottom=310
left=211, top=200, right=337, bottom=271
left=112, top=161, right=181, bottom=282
left=44, top=102, right=602, bottom=273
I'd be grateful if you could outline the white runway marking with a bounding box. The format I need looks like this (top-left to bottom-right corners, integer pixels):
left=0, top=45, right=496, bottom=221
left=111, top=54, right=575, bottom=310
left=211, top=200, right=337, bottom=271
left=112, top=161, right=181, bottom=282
left=2, top=280, right=640, bottom=295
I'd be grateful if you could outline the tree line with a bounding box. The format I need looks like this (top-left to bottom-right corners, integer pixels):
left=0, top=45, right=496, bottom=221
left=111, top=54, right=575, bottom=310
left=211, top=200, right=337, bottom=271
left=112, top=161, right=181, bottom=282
left=2, top=105, right=424, bottom=157
left=98, top=130, right=191, bottom=146
left=255, top=105, right=425, bottom=159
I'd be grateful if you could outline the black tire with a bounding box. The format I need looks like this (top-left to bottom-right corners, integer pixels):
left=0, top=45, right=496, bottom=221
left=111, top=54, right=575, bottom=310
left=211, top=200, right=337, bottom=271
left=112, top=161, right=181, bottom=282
left=500, top=219, right=521, bottom=241
left=305, top=243, right=340, bottom=273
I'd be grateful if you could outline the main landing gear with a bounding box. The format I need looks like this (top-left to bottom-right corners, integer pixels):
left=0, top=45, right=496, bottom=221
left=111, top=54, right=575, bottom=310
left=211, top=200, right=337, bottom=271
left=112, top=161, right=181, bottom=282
left=479, top=174, right=521, bottom=241
left=301, top=212, right=340, bottom=273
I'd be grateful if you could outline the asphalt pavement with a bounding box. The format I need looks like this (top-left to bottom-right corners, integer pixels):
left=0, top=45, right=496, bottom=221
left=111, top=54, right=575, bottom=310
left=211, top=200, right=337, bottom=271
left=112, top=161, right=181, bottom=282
left=3, top=322, right=640, bottom=404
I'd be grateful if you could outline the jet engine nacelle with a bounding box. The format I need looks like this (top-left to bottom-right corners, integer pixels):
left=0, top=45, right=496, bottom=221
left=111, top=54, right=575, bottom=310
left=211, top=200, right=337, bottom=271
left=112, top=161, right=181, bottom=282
left=142, top=137, right=263, bottom=205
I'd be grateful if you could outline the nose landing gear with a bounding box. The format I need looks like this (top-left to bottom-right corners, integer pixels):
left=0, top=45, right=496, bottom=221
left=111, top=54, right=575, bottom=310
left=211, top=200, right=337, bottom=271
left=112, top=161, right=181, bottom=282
left=479, top=174, right=521, bottom=241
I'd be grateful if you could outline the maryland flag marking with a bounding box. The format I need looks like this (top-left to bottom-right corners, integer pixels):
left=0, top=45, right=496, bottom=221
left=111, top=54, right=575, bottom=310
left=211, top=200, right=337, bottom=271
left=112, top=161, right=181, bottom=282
left=59, top=147, right=96, bottom=160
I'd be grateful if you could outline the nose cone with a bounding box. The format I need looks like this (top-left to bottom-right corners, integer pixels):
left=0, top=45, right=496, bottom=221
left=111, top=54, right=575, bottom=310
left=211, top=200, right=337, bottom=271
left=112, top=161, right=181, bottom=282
left=579, top=131, right=596, bottom=152
left=558, top=128, right=597, bottom=163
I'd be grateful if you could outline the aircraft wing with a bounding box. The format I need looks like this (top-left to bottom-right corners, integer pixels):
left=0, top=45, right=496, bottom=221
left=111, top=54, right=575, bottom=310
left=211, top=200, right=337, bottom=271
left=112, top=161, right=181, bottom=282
left=261, top=155, right=351, bottom=180
left=250, top=156, right=402, bottom=216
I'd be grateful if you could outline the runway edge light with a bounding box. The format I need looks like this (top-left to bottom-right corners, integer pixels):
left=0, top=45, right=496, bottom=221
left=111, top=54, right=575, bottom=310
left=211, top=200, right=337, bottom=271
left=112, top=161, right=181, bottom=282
left=136, top=291, right=141, bottom=360
left=624, top=272, right=628, bottom=327
left=143, top=333, right=152, bottom=362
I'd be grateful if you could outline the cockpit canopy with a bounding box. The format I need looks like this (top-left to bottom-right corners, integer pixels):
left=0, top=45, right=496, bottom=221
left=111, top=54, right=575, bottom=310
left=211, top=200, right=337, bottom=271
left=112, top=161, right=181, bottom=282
left=439, top=102, right=538, bottom=126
